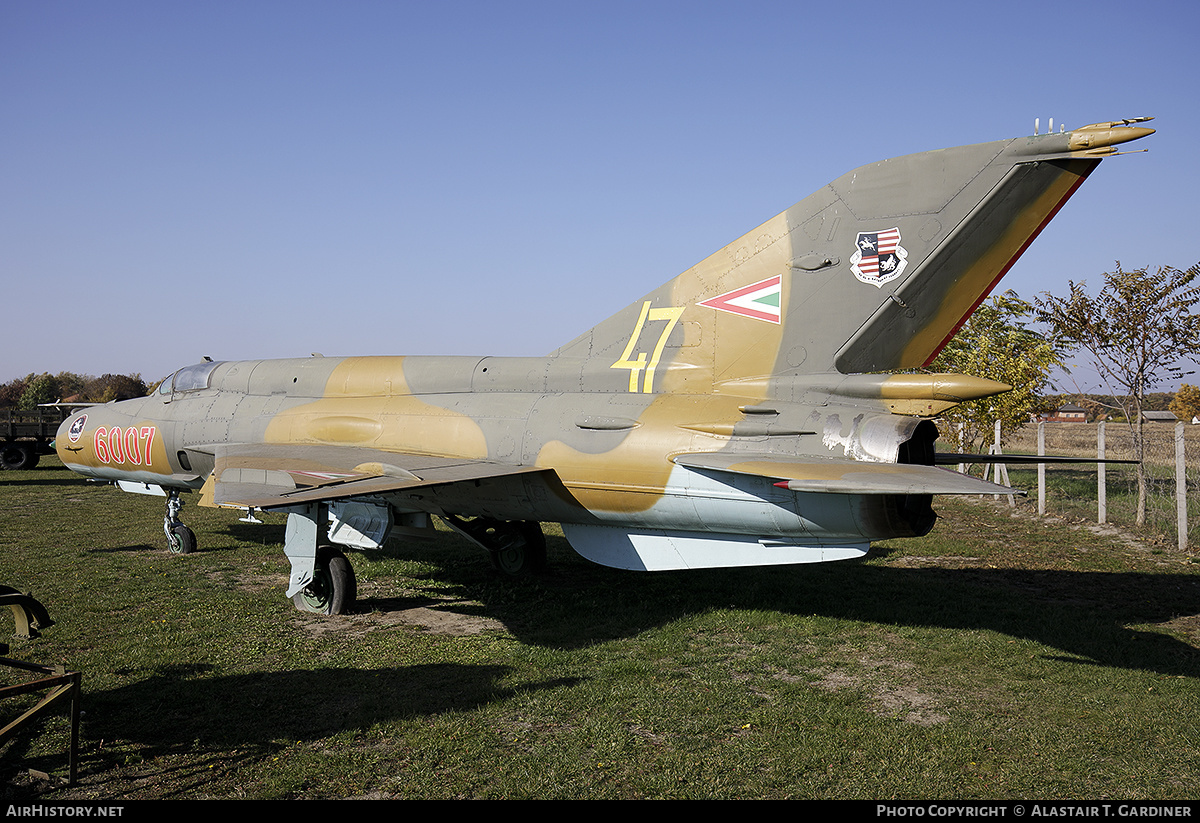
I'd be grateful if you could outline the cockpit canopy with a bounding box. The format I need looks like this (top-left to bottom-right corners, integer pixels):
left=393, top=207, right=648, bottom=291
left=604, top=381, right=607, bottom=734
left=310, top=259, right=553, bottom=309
left=156, top=361, right=224, bottom=396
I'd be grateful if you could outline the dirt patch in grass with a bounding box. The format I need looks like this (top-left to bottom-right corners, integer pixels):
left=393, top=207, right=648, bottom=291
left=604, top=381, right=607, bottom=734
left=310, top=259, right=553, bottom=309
left=290, top=602, right=507, bottom=639
left=223, top=559, right=509, bottom=639
left=808, top=654, right=950, bottom=727
left=1082, top=522, right=1171, bottom=556
left=292, top=577, right=508, bottom=639
left=357, top=602, right=506, bottom=636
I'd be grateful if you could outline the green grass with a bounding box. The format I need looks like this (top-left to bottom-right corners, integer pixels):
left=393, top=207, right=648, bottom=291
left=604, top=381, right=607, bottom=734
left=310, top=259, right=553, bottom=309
left=2, top=458, right=1199, bottom=798
left=1001, top=464, right=1199, bottom=548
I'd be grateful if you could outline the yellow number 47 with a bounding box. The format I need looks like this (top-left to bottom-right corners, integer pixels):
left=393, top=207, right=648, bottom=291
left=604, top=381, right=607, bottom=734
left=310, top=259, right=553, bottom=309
left=611, top=301, right=684, bottom=393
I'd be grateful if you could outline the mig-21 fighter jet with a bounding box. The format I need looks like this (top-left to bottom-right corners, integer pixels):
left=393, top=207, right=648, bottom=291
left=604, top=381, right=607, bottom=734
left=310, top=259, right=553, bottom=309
left=56, top=118, right=1155, bottom=614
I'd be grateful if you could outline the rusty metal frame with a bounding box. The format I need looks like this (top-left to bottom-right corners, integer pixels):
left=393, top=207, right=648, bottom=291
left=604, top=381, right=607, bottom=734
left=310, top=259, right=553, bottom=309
left=0, top=587, right=80, bottom=785
left=0, top=657, right=81, bottom=784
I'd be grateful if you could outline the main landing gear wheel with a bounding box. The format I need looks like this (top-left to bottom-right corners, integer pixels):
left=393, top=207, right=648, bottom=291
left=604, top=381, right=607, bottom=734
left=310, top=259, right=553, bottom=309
left=293, top=546, right=357, bottom=616
left=167, top=523, right=196, bottom=555
left=488, top=521, right=547, bottom=577
left=442, top=516, right=548, bottom=577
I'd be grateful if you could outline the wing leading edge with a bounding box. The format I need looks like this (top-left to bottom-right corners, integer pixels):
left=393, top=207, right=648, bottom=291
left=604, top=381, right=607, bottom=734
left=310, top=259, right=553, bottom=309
left=200, top=443, right=548, bottom=510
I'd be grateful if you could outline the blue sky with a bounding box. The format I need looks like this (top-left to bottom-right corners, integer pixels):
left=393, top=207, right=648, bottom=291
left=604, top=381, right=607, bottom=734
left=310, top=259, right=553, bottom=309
left=3, top=1, right=1197, bottom=391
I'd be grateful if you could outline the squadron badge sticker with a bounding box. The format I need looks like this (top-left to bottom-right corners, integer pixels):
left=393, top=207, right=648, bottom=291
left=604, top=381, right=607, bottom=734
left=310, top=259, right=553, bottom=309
left=850, top=228, right=908, bottom=287
left=68, top=414, right=87, bottom=443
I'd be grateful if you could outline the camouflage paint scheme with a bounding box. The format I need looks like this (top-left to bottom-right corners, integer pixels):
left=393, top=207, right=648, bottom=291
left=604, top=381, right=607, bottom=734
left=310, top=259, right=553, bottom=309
left=56, top=119, right=1154, bottom=613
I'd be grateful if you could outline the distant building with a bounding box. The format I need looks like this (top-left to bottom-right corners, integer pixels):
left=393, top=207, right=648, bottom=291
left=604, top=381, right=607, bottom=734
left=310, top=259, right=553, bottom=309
left=1141, top=411, right=1179, bottom=423
left=1045, top=404, right=1088, bottom=423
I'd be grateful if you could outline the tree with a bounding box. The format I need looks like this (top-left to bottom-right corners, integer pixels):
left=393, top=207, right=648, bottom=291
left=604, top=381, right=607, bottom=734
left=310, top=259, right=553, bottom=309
left=929, top=290, right=1066, bottom=455
left=17, top=373, right=62, bottom=410
left=87, top=373, right=148, bottom=403
left=1, top=370, right=153, bottom=408
left=53, top=370, right=88, bottom=401
left=0, top=375, right=30, bottom=408
left=1035, top=262, right=1200, bottom=524
left=1170, top=384, right=1200, bottom=423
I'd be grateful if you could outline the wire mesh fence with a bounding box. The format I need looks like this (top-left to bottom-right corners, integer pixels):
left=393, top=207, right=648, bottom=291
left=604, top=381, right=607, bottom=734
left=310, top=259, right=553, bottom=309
left=946, top=420, right=1199, bottom=551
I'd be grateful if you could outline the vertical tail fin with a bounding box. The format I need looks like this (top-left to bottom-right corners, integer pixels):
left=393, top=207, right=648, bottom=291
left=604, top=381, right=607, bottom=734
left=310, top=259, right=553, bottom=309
left=554, top=120, right=1152, bottom=394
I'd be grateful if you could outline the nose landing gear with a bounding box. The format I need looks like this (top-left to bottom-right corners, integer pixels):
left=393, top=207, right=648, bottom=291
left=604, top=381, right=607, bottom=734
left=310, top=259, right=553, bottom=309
left=164, top=490, right=196, bottom=554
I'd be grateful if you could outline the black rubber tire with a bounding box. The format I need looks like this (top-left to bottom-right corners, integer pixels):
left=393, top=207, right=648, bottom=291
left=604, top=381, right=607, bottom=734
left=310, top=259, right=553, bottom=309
left=0, top=444, right=38, bottom=471
left=490, top=522, right=547, bottom=577
left=167, top=523, right=196, bottom=555
left=292, top=546, right=356, bottom=615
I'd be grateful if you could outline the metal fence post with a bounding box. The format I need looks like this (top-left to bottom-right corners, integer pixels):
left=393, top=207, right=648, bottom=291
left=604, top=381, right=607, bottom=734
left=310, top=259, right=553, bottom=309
left=1038, top=421, right=1046, bottom=515
left=1098, top=421, right=1106, bottom=525
left=958, top=422, right=965, bottom=474
left=1178, top=421, right=1188, bottom=551
left=989, top=420, right=1014, bottom=506
left=993, top=420, right=1002, bottom=488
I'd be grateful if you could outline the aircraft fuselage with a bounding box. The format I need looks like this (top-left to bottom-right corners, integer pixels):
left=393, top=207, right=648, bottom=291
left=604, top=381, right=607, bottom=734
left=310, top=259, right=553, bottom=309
left=58, top=354, right=939, bottom=553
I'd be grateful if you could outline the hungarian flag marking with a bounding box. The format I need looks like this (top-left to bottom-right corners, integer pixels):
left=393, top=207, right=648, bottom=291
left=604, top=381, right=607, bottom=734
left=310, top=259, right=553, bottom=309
left=699, top=275, right=783, bottom=323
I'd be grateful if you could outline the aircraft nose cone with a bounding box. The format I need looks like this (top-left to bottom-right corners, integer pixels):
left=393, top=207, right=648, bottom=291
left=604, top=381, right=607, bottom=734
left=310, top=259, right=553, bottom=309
left=55, top=411, right=90, bottom=462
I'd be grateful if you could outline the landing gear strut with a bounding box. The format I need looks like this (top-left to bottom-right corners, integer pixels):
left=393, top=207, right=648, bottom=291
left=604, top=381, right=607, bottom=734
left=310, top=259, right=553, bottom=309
left=164, top=490, right=195, bottom=554
left=444, top=516, right=547, bottom=577
left=283, top=506, right=357, bottom=616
